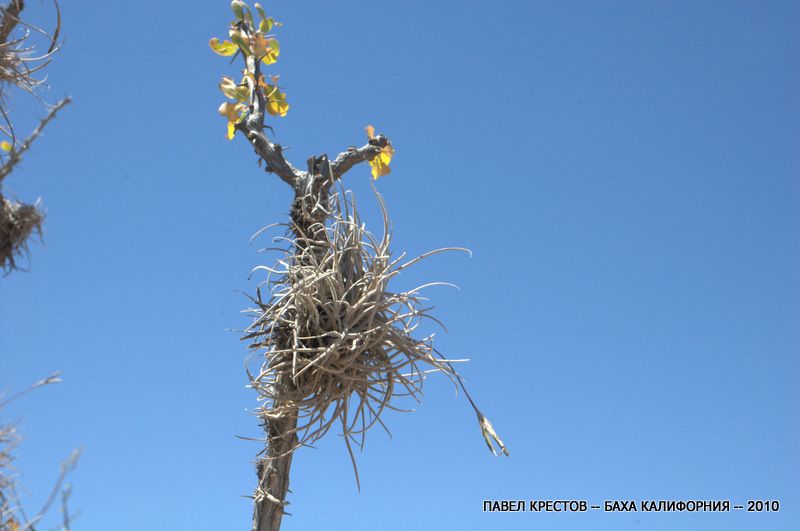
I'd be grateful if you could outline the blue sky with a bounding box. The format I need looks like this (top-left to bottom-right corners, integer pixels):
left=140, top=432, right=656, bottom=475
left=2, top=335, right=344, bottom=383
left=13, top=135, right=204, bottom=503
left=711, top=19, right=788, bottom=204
left=1, top=1, right=798, bottom=530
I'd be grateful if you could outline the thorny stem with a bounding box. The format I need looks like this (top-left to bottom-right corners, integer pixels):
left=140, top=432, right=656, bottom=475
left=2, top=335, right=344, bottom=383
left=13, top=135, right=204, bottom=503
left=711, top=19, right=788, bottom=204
left=0, top=97, right=70, bottom=184
left=234, top=22, right=391, bottom=531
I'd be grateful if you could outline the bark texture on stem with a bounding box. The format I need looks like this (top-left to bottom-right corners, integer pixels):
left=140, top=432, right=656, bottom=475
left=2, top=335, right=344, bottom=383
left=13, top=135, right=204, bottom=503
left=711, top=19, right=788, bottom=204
left=251, top=394, right=297, bottom=531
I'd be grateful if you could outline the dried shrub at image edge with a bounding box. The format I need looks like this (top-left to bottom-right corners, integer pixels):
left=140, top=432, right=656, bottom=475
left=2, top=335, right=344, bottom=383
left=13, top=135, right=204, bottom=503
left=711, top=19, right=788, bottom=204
left=0, top=195, right=42, bottom=272
left=0, top=0, right=60, bottom=97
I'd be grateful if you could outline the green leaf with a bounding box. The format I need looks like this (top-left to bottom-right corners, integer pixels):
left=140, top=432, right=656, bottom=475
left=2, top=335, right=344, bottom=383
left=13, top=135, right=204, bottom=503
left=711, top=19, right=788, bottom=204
left=261, top=82, right=289, bottom=117
left=268, top=37, right=279, bottom=57
left=209, top=38, right=238, bottom=56
left=219, top=76, right=249, bottom=102
left=231, top=0, right=245, bottom=20
left=255, top=36, right=279, bottom=65
left=218, top=102, right=247, bottom=140
left=219, top=101, right=246, bottom=121
left=254, top=4, right=274, bottom=33
left=254, top=3, right=267, bottom=21
left=243, top=7, right=254, bottom=29
left=230, top=31, right=253, bottom=56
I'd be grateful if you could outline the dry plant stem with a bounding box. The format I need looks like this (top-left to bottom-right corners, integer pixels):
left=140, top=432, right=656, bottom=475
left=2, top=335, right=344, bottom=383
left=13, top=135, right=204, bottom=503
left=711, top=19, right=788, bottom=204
left=248, top=180, right=336, bottom=531
left=252, top=394, right=297, bottom=531
left=0, top=99, right=69, bottom=272
left=0, top=0, right=62, bottom=146
left=0, top=96, right=70, bottom=183
left=238, top=43, right=390, bottom=531
left=236, top=56, right=389, bottom=194
left=1, top=373, right=78, bottom=530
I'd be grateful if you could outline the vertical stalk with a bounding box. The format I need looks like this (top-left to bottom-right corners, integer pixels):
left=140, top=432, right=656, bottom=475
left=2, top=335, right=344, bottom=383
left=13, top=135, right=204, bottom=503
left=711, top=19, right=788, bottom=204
left=251, top=183, right=329, bottom=531
left=251, top=400, right=297, bottom=531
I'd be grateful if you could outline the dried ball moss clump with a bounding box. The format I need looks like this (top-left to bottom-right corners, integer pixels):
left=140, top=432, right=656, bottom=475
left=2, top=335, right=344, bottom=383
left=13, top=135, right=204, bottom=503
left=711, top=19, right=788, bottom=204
left=0, top=196, right=42, bottom=272
left=244, top=188, right=508, bottom=469
left=244, top=189, right=463, bottom=454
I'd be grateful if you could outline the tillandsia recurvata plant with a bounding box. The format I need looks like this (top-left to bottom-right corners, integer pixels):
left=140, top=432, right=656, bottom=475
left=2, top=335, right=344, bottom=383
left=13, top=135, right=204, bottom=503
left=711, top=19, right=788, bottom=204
left=210, top=3, right=508, bottom=530
left=0, top=0, right=69, bottom=273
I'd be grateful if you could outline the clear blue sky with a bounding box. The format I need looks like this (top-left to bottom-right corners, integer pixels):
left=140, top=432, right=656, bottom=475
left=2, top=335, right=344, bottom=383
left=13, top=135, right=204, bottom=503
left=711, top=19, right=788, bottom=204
left=1, top=1, right=798, bottom=530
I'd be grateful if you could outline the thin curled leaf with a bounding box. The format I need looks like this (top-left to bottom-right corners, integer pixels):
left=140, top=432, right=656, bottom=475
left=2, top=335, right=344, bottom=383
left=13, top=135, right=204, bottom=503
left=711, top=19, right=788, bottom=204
left=220, top=76, right=249, bottom=102
left=370, top=144, right=394, bottom=180
left=260, top=80, right=289, bottom=117
left=230, top=29, right=253, bottom=56
left=260, top=17, right=275, bottom=34
left=365, top=125, right=394, bottom=179
left=254, top=3, right=267, bottom=21
left=209, top=37, right=238, bottom=56
left=231, top=0, right=245, bottom=19
left=254, top=4, right=275, bottom=33
left=219, top=102, right=247, bottom=139
left=252, top=34, right=279, bottom=64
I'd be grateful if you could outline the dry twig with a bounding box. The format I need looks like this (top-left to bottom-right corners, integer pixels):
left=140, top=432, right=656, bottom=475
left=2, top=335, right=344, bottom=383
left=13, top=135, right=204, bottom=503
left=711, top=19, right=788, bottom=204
left=1, top=373, right=78, bottom=531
